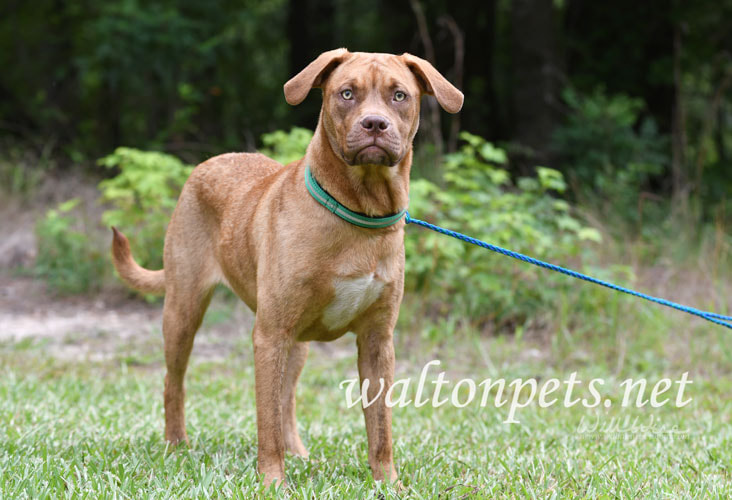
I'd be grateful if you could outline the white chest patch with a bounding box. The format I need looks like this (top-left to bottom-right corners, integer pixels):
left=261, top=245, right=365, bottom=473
left=322, top=274, right=385, bottom=331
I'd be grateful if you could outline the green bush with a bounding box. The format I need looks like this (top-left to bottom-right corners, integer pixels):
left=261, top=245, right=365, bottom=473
left=32, top=148, right=193, bottom=296
left=34, top=199, right=107, bottom=294
left=405, top=132, right=601, bottom=326
left=98, top=147, right=194, bottom=270
left=258, top=127, right=313, bottom=165
left=552, top=87, right=668, bottom=221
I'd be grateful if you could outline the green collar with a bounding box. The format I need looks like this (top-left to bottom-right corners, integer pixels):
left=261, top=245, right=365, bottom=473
left=304, top=166, right=407, bottom=229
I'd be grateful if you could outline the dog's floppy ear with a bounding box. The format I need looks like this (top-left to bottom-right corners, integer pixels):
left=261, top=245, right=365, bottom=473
left=401, top=53, right=464, bottom=114
left=284, top=48, right=350, bottom=105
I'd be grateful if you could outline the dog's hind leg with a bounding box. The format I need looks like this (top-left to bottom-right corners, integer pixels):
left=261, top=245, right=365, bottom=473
left=281, top=341, right=309, bottom=457
left=160, top=194, right=218, bottom=445
left=162, top=284, right=214, bottom=444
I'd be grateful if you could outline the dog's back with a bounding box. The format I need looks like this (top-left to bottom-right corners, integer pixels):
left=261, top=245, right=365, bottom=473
left=189, top=152, right=284, bottom=216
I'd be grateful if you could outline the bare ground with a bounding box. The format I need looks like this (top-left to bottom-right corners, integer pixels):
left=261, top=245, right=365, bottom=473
left=0, top=271, right=363, bottom=366
left=0, top=272, right=245, bottom=361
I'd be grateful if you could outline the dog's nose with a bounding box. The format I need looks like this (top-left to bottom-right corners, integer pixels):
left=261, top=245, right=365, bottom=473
left=360, top=115, right=390, bottom=133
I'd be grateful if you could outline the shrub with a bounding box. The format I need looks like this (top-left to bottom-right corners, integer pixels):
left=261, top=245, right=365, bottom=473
left=32, top=148, right=193, bottom=296
left=552, top=87, right=667, bottom=222
left=98, top=147, right=194, bottom=270
left=405, top=132, right=601, bottom=326
left=258, top=127, right=313, bottom=165
left=34, top=198, right=107, bottom=294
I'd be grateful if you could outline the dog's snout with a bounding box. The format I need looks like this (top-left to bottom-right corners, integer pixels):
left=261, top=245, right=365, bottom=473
left=360, top=115, right=390, bottom=133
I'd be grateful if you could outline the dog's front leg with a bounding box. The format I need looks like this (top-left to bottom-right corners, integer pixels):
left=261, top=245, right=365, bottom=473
left=356, top=330, right=398, bottom=483
left=252, top=324, right=290, bottom=486
left=282, top=341, right=309, bottom=457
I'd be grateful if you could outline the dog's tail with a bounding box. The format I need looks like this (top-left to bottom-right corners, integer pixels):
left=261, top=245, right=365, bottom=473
left=110, top=227, right=166, bottom=294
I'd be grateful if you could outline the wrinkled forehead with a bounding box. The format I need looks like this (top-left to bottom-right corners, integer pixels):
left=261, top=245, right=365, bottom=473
left=325, top=53, right=419, bottom=93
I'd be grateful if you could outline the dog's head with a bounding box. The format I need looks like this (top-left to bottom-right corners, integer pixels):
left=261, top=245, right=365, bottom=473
left=284, top=49, right=463, bottom=167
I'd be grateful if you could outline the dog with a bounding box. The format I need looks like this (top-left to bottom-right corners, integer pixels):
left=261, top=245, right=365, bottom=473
left=111, top=48, right=463, bottom=486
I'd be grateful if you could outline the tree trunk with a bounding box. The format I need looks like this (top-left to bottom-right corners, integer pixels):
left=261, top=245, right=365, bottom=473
left=671, top=22, right=688, bottom=203
left=510, top=0, right=561, bottom=169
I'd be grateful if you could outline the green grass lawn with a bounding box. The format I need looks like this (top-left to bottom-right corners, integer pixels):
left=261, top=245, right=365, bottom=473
left=2, top=311, right=731, bottom=499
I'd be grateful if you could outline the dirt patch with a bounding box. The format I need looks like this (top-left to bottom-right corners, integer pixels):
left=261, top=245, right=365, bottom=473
left=0, top=272, right=359, bottom=364
left=0, top=273, right=252, bottom=361
left=1, top=275, right=154, bottom=339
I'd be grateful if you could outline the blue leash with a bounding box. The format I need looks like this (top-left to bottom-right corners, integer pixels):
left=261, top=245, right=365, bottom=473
left=404, top=213, right=732, bottom=330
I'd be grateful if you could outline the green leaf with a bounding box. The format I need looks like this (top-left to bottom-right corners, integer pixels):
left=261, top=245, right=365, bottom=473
left=58, top=198, right=81, bottom=213
left=479, top=143, right=508, bottom=165
left=578, top=227, right=603, bottom=242
left=536, top=167, right=567, bottom=192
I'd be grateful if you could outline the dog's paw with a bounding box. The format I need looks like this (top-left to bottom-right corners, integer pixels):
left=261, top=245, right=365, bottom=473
left=260, top=469, right=287, bottom=490
left=286, top=443, right=309, bottom=458
left=164, top=429, right=189, bottom=447
left=285, top=435, right=309, bottom=458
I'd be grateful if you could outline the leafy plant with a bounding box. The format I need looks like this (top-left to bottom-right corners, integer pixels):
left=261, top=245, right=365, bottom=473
left=552, top=87, right=668, bottom=222
left=405, top=132, right=601, bottom=326
left=259, top=127, right=313, bottom=165
left=34, top=198, right=107, bottom=294
left=98, top=147, right=194, bottom=270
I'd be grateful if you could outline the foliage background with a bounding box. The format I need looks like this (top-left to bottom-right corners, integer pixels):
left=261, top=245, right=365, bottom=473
left=1, top=0, right=730, bottom=210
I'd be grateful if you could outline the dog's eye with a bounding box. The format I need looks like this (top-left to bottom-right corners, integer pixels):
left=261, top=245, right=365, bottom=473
left=394, top=91, right=406, bottom=102
left=341, top=89, right=353, bottom=100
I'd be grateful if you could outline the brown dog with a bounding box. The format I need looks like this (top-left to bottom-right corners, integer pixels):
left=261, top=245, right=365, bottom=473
left=111, top=48, right=462, bottom=486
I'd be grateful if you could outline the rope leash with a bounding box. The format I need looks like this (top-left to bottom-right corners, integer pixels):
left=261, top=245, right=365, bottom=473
left=404, top=213, right=732, bottom=330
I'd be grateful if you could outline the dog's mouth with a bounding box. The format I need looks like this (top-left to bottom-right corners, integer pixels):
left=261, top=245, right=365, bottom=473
left=354, top=144, right=391, bottom=166
left=345, top=140, right=400, bottom=167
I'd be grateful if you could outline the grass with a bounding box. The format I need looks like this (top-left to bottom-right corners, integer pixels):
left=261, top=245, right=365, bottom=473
left=2, top=302, right=732, bottom=499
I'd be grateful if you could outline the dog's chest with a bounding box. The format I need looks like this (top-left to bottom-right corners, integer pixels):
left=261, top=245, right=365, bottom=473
left=322, top=273, right=385, bottom=330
